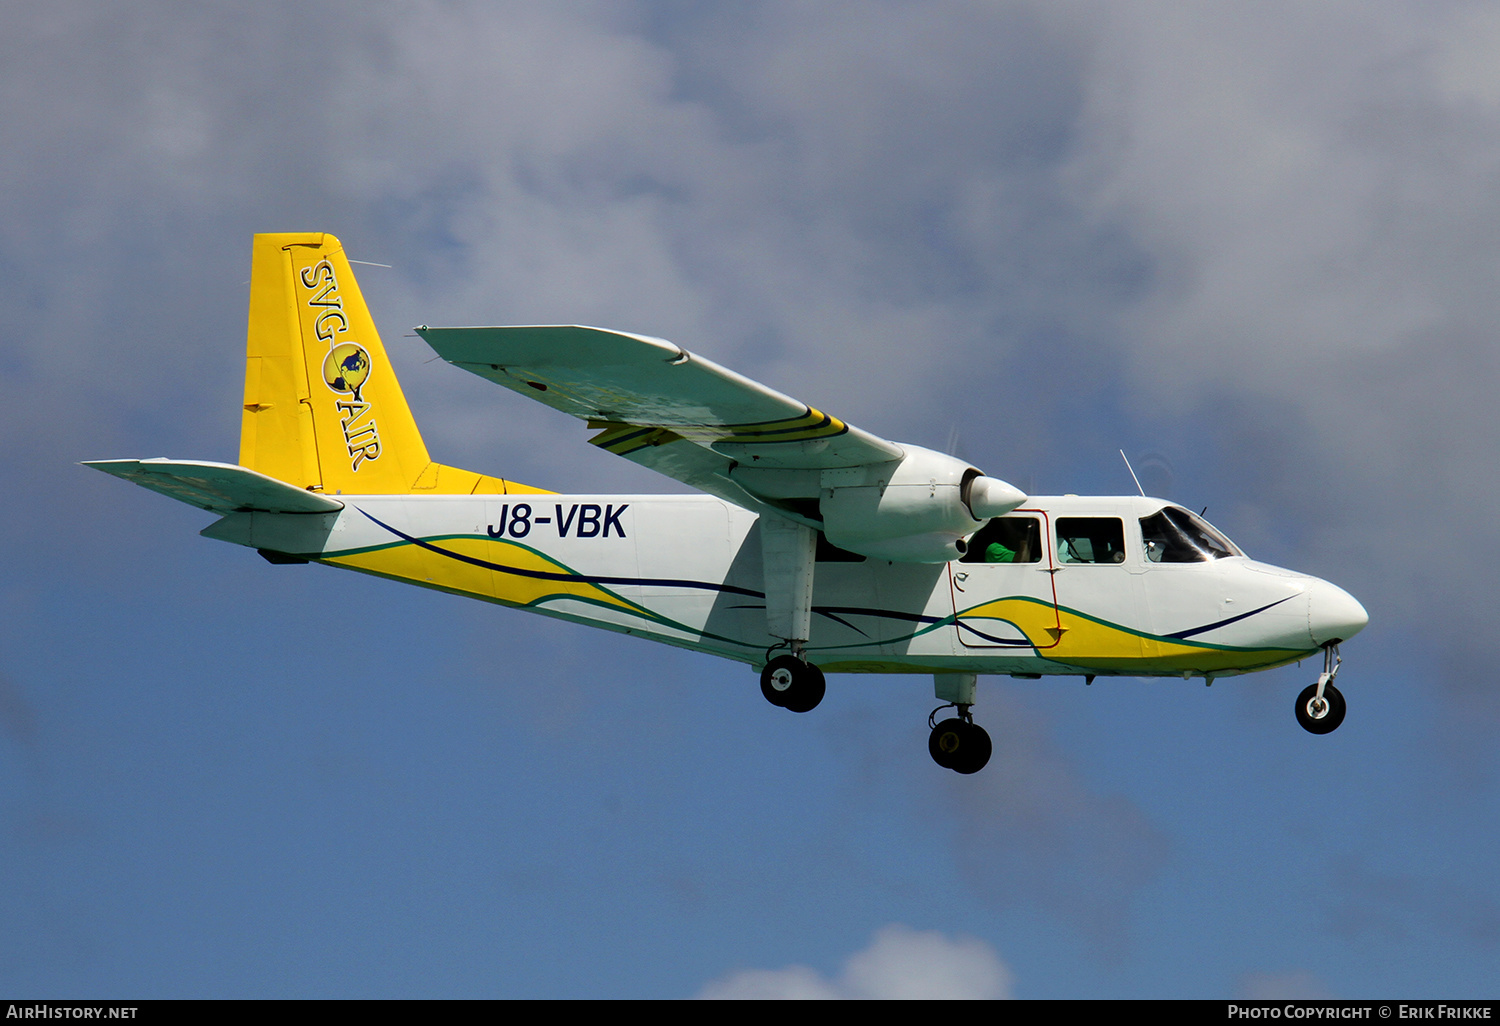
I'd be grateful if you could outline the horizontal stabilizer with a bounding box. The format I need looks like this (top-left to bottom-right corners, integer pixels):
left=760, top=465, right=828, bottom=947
left=82, top=459, right=345, bottom=514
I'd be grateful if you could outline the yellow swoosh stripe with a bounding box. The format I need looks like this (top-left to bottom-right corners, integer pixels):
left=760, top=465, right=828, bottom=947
left=960, top=597, right=1310, bottom=673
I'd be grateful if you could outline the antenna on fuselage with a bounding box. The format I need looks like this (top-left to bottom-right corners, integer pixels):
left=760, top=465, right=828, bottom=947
left=1119, top=450, right=1145, bottom=497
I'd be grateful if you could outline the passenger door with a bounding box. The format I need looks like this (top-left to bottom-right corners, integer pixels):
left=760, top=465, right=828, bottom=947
left=948, top=511, right=1060, bottom=649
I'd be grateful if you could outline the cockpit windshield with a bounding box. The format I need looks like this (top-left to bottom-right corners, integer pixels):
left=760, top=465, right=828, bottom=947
left=1140, top=506, right=1242, bottom=562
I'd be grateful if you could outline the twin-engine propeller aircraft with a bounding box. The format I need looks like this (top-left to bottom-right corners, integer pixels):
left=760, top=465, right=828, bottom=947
left=88, top=233, right=1368, bottom=773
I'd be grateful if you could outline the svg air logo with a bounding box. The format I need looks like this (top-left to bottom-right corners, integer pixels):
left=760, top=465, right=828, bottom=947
left=299, top=257, right=382, bottom=470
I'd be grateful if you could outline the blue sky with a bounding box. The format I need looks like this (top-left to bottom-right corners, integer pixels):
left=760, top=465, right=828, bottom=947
left=2, top=1, right=1497, bottom=999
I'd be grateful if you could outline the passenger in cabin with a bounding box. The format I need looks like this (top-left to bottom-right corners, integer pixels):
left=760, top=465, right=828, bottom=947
left=963, top=517, right=1041, bottom=564
left=985, top=540, right=1016, bottom=563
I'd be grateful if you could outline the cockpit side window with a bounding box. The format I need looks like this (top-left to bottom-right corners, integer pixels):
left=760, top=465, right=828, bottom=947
left=1056, top=518, right=1126, bottom=564
left=962, top=516, right=1042, bottom=564
left=1140, top=506, right=1242, bottom=563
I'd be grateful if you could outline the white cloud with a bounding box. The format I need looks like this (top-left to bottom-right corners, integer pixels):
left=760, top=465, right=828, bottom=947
left=5, top=1, right=1493, bottom=726
left=697, top=924, right=1014, bottom=1000
left=1050, top=1, right=1500, bottom=731
left=3, top=0, right=1497, bottom=996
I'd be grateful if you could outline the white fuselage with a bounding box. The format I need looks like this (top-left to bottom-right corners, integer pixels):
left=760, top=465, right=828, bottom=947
left=202, top=492, right=1366, bottom=680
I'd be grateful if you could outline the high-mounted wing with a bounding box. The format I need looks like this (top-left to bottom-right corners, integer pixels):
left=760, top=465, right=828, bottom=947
left=418, top=325, right=1025, bottom=561
left=416, top=325, right=904, bottom=524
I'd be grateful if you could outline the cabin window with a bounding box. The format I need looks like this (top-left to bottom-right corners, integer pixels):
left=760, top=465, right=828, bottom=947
left=962, top=516, right=1042, bottom=563
left=1056, top=518, right=1126, bottom=564
left=1139, top=506, right=1242, bottom=562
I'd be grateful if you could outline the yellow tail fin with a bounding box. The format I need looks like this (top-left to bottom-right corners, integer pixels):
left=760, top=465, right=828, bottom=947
left=238, top=232, right=545, bottom=497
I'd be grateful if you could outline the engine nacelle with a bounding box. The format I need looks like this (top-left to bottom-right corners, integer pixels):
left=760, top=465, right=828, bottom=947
left=820, top=445, right=1026, bottom=562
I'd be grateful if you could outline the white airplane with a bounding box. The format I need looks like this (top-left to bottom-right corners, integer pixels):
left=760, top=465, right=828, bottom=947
left=87, top=233, right=1368, bottom=773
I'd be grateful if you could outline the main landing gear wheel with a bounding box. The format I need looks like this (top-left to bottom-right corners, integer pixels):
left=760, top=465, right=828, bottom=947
left=760, top=655, right=826, bottom=713
left=928, top=714, right=992, bottom=774
left=1295, top=681, right=1346, bottom=734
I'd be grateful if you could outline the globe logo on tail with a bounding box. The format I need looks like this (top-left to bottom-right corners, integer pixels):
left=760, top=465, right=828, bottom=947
left=323, top=342, right=372, bottom=400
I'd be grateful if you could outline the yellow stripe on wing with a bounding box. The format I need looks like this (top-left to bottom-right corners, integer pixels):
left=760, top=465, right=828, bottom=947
left=587, top=407, right=847, bottom=456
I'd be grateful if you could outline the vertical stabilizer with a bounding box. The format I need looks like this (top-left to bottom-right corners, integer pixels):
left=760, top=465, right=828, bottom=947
left=238, top=233, right=543, bottom=497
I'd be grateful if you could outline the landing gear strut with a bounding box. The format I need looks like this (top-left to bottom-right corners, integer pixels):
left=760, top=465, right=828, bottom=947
left=760, top=653, right=826, bottom=713
left=928, top=704, right=992, bottom=774
left=1295, top=643, right=1346, bottom=735
left=757, top=516, right=823, bottom=713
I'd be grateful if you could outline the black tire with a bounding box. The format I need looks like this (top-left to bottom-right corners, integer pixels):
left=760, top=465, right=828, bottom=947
left=760, top=656, right=794, bottom=707
left=930, top=719, right=993, bottom=773
left=759, top=655, right=825, bottom=713
left=783, top=662, right=825, bottom=713
left=929, top=718, right=965, bottom=770
left=1295, top=682, right=1346, bottom=734
left=951, top=722, right=992, bottom=774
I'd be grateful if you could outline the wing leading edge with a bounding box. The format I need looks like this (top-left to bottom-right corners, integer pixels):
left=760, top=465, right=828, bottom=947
left=416, top=325, right=904, bottom=525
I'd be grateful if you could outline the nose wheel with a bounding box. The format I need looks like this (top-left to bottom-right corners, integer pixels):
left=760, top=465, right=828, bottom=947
left=1296, top=643, right=1346, bottom=734
left=760, top=654, right=826, bottom=713
left=928, top=705, right=992, bottom=774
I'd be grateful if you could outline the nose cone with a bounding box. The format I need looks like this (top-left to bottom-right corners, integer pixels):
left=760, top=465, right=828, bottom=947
left=1307, top=578, right=1368, bottom=645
